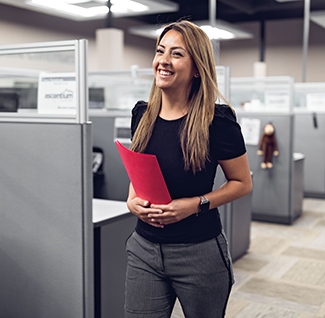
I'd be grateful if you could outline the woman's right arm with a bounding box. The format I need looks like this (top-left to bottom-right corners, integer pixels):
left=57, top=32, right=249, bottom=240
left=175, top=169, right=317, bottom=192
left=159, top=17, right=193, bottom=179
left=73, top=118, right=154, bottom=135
left=127, top=183, right=165, bottom=228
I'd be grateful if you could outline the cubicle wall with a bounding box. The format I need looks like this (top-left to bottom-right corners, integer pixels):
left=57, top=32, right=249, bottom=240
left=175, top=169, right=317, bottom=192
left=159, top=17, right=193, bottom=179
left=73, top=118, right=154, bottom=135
left=236, top=112, right=302, bottom=224
left=0, top=123, right=93, bottom=318
left=231, top=76, right=303, bottom=224
left=213, top=166, right=252, bottom=261
left=0, top=40, right=94, bottom=318
left=294, top=83, right=325, bottom=198
left=294, top=112, right=325, bottom=197
left=90, top=110, right=131, bottom=201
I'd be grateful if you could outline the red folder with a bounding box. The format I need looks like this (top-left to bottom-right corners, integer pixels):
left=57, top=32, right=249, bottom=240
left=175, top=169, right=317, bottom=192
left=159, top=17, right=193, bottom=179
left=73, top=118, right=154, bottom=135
left=115, top=140, right=172, bottom=204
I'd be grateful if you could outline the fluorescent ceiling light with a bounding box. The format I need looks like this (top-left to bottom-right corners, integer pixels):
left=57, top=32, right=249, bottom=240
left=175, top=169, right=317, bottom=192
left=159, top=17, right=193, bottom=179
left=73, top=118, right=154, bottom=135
left=12, top=0, right=179, bottom=21
left=27, top=0, right=107, bottom=18
left=129, top=20, right=253, bottom=41
left=27, top=0, right=148, bottom=18
left=111, top=0, right=148, bottom=13
left=200, top=25, right=235, bottom=40
left=310, top=10, right=325, bottom=29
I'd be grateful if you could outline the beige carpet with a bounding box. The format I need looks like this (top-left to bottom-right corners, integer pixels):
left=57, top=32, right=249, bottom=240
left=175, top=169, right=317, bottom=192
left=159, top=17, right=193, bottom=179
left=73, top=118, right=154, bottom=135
left=171, top=198, right=325, bottom=318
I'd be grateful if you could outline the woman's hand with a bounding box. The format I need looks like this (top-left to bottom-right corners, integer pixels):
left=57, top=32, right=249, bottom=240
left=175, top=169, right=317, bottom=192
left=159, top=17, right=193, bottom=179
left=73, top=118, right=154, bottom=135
left=127, top=196, right=165, bottom=228
left=149, top=197, right=200, bottom=226
left=127, top=183, right=199, bottom=228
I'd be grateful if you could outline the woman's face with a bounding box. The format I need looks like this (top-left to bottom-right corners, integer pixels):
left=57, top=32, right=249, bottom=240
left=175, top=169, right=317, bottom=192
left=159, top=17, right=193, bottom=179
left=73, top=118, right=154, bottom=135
left=153, top=29, right=198, bottom=96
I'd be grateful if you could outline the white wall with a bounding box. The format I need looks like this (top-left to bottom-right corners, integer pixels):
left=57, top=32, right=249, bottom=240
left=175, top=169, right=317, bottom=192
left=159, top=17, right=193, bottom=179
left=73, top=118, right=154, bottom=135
left=0, top=3, right=155, bottom=72
left=0, top=4, right=98, bottom=71
left=220, top=19, right=325, bottom=82
left=0, top=3, right=324, bottom=81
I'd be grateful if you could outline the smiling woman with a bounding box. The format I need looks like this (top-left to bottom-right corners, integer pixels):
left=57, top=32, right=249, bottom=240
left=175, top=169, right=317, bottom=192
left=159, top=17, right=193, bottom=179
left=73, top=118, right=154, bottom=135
left=124, top=19, right=252, bottom=318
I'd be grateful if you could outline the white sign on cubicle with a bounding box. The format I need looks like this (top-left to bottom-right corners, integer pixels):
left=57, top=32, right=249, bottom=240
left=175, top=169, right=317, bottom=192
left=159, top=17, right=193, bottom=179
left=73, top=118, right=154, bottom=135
left=240, top=117, right=261, bottom=146
left=264, top=90, right=290, bottom=110
left=306, top=93, right=325, bottom=111
left=38, top=73, right=76, bottom=114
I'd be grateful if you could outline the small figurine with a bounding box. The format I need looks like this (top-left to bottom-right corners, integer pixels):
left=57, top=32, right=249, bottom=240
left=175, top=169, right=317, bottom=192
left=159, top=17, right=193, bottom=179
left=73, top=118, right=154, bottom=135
left=257, top=123, right=279, bottom=169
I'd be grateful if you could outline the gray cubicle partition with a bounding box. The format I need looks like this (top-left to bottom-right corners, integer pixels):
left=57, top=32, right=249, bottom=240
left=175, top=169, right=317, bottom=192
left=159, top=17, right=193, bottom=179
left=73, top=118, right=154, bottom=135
left=0, top=123, right=93, bottom=318
left=90, top=110, right=131, bottom=201
left=294, top=111, right=325, bottom=198
left=0, top=40, right=94, bottom=318
left=236, top=112, right=303, bottom=224
left=213, top=166, right=252, bottom=261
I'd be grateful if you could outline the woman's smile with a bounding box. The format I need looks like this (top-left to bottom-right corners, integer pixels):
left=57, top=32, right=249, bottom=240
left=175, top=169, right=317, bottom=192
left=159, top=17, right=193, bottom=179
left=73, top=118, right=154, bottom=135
left=158, top=69, right=174, bottom=77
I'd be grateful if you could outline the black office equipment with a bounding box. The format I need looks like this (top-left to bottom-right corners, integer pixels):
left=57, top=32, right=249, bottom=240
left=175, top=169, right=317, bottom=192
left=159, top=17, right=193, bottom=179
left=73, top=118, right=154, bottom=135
left=93, top=146, right=105, bottom=198
left=0, top=92, right=19, bottom=112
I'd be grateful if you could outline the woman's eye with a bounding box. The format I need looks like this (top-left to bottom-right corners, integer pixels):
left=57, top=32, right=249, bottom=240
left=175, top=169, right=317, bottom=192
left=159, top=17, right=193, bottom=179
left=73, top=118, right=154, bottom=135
left=156, top=49, right=164, bottom=54
left=172, top=51, right=183, bottom=57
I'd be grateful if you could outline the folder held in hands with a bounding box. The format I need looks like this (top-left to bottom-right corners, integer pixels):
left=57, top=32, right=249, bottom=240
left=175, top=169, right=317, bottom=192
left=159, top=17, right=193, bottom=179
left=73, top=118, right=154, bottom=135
left=115, top=140, right=172, bottom=205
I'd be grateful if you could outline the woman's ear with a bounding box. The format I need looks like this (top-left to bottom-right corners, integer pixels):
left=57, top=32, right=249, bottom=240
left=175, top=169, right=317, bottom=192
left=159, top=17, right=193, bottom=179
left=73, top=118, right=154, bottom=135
left=194, top=71, right=200, bottom=78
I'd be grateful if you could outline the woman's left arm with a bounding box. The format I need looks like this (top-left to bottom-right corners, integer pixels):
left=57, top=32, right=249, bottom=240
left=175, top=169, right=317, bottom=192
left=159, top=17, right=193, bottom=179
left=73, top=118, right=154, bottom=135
left=149, top=153, right=252, bottom=225
left=207, top=153, right=252, bottom=209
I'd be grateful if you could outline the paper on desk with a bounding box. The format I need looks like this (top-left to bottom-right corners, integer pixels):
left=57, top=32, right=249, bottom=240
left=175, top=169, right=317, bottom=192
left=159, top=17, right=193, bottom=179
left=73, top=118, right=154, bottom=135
left=115, top=140, right=172, bottom=205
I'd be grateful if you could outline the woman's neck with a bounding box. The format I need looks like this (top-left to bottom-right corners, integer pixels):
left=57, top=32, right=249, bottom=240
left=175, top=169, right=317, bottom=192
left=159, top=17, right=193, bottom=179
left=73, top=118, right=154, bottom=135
left=159, top=94, right=189, bottom=120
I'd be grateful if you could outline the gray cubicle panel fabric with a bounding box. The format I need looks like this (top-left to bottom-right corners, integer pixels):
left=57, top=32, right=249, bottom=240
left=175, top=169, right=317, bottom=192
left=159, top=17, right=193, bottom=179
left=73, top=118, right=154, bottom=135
left=231, top=191, right=252, bottom=261
left=213, top=165, right=228, bottom=232
left=213, top=165, right=252, bottom=261
left=237, top=113, right=295, bottom=224
left=294, top=113, right=325, bottom=197
left=293, top=156, right=304, bottom=220
left=90, top=114, right=131, bottom=201
left=0, top=122, right=93, bottom=318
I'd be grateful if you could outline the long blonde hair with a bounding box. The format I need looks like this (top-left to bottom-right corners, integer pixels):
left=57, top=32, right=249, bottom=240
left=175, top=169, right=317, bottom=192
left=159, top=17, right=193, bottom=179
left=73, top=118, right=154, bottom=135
left=130, top=20, right=225, bottom=173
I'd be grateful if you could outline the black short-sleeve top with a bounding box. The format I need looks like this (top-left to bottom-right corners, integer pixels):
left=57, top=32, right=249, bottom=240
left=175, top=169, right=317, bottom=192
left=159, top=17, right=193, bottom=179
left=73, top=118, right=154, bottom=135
left=131, top=101, right=246, bottom=244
